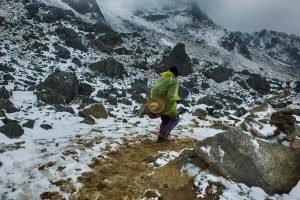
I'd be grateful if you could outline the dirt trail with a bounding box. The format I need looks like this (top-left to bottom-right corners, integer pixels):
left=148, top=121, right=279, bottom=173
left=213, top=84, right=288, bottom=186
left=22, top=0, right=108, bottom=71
left=77, top=136, right=202, bottom=200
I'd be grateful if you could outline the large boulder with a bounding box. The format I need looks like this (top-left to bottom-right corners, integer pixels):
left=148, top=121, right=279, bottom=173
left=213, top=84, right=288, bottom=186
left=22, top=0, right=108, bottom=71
left=78, top=82, right=94, bottom=97
left=203, top=67, right=234, bottom=83
left=39, top=70, right=79, bottom=104
left=89, top=58, right=125, bottom=79
left=0, top=122, right=24, bottom=139
left=193, top=127, right=300, bottom=195
left=54, top=46, right=70, bottom=59
left=157, top=43, right=192, bottom=76
left=246, top=74, right=270, bottom=94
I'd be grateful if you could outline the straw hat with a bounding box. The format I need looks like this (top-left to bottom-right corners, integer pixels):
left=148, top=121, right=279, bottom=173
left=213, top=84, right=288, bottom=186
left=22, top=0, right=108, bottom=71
left=146, top=97, right=165, bottom=114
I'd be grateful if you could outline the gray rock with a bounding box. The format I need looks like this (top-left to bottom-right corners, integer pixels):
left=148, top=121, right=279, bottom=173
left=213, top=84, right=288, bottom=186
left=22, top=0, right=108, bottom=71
left=197, top=96, right=223, bottom=110
left=54, top=46, right=70, bottom=59
left=39, top=70, right=79, bottom=104
left=0, top=86, right=10, bottom=99
left=72, top=57, right=82, bottom=67
left=246, top=74, right=270, bottom=94
left=96, top=32, right=122, bottom=47
left=203, top=67, right=234, bottom=83
left=62, top=0, right=104, bottom=19
left=0, top=122, right=24, bottom=139
left=40, top=124, right=52, bottom=130
left=54, top=105, right=75, bottom=114
left=78, top=82, right=94, bottom=97
left=36, top=90, right=65, bottom=105
left=22, top=119, right=35, bottom=129
left=192, top=108, right=207, bottom=120
left=157, top=43, right=193, bottom=76
left=0, top=99, right=19, bottom=113
left=89, top=58, right=125, bottom=79
left=79, top=103, right=108, bottom=119
left=193, top=127, right=300, bottom=194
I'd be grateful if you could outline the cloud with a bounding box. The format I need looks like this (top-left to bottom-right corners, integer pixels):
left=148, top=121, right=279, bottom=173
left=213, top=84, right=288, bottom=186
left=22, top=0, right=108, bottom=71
left=196, top=0, right=300, bottom=36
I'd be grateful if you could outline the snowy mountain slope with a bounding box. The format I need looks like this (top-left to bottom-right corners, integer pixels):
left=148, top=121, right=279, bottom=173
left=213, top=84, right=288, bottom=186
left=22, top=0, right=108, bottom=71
left=0, top=0, right=299, bottom=199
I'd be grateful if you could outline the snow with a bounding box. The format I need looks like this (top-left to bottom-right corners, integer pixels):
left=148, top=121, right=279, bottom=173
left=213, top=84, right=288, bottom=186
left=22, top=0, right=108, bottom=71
left=251, top=139, right=260, bottom=154
left=200, top=146, right=211, bottom=156
left=154, top=151, right=180, bottom=167
left=181, top=163, right=201, bottom=177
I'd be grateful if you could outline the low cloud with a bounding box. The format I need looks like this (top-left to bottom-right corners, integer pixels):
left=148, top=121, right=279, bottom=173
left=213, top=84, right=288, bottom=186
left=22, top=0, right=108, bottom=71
left=197, top=0, right=300, bottom=36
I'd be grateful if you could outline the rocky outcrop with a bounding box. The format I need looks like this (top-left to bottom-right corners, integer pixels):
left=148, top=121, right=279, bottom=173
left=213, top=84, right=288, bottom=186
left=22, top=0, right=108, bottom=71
left=193, top=127, right=300, bottom=195
left=62, top=0, right=104, bottom=19
left=89, top=58, right=126, bottom=79
left=0, top=86, right=10, bottom=99
left=0, top=99, right=19, bottom=113
left=203, top=67, right=234, bottom=83
left=157, top=43, right=192, bottom=76
left=38, top=69, right=79, bottom=105
left=246, top=74, right=270, bottom=94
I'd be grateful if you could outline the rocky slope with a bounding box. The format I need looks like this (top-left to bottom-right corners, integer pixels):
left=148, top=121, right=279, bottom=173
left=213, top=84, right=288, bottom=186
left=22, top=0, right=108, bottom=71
left=0, top=0, right=299, bottom=199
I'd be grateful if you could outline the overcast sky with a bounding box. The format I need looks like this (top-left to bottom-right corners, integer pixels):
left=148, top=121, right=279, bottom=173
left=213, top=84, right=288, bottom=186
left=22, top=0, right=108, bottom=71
left=196, top=0, right=300, bottom=36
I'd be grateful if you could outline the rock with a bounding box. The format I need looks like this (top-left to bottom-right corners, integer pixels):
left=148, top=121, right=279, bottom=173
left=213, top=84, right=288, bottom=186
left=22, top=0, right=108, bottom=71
left=81, top=115, right=95, bottom=125
left=0, top=161, right=2, bottom=167
left=114, top=47, right=132, bottom=55
left=54, top=46, right=70, bottom=59
left=37, top=90, right=65, bottom=105
left=0, top=99, right=19, bottom=113
left=55, top=26, right=87, bottom=52
left=94, top=39, right=113, bottom=54
left=79, top=103, right=108, bottom=119
left=294, top=81, right=300, bottom=93
left=62, top=0, right=104, bottom=19
left=137, top=104, right=148, bottom=117
left=270, top=108, right=300, bottom=138
left=75, top=96, right=99, bottom=109
left=40, top=5, right=74, bottom=23
left=54, top=105, right=75, bottom=114
left=0, top=63, right=15, bottom=73
left=96, top=32, right=122, bottom=47
left=193, top=127, right=300, bottom=194
left=72, top=57, right=82, bottom=67
left=234, top=107, right=248, bottom=117
left=203, top=67, right=234, bottom=83
left=197, top=96, right=223, bottom=110
left=157, top=43, right=192, bottom=76
left=246, top=74, right=270, bottom=94
left=192, top=108, right=207, bottom=120
left=22, top=119, right=35, bottom=129
left=190, top=1, right=211, bottom=22
left=78, top=82, right=94, bottom=97
left=89, top=58, right=125, bottom=79
left=142, top=14, right=169, bottom=21
left=0, top=110, right=6, bottom=118
left=107, top=94, right=117, bottom=105
left=0, top=16, right=5, bottom=26
left=31, top=41, right=49, bottom=52
left=0, top=86, right=10, bottom=99
left=0, top=122, right=24, bottom=139
left=40, top=124, right=52, bottom=130
left=130, top=79, right=150, bottom=95
left=39, top=70, right=79, bottom=104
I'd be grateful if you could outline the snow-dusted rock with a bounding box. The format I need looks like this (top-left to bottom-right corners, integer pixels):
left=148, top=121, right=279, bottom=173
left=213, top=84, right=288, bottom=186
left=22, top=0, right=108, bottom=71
left=54, top=46, right=70, bottom=59
left=89, top=58, right=126, bottom=79
left=193, top=127, right=300, bottom=195
left=246, top=74, right=270, bottom=94
left=0, top=122, right=24, bottom=139
left=157, top=43, right=192, bottom=76
left=38, top=70, right=79, bottom=105
left=79, top=103, right=108, bottom=119
left=203, top=66, right=234, bottom=83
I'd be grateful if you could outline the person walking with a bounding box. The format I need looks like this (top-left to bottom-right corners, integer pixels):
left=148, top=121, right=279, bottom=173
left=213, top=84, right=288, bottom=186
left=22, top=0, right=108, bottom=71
left=149, top=66, right=180, bottom=142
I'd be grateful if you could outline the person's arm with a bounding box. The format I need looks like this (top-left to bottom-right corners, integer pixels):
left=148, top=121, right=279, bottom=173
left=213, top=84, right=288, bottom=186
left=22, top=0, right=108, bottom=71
left=167, top=79, right=179, bottom=103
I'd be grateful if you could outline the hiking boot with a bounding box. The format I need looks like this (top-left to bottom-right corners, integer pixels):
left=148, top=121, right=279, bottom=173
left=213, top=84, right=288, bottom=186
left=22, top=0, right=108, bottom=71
left=157, top=135, right=172, bottom=143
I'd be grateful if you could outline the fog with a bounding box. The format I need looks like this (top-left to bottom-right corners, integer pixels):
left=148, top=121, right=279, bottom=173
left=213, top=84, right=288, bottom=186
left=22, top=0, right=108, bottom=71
left=98, top=0, right=300, bottom=36
left=196, top=0, right=300, bottom=36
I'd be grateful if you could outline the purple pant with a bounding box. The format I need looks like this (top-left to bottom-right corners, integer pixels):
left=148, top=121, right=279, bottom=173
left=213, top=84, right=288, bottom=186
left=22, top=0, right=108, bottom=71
left=159, top=115, right=179, bottom=137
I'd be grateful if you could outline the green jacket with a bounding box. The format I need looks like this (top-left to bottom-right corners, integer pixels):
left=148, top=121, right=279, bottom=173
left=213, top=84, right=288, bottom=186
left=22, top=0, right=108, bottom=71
left=151, top=71, right=180, bottom=116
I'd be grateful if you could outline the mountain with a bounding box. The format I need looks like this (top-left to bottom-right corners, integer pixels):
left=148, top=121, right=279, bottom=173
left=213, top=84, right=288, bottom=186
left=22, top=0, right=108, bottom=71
left=0, top=0, right=299, bottom=199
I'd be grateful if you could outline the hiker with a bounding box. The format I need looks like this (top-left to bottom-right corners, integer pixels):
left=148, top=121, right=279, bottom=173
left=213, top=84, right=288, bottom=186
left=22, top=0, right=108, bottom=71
left=148, top=66, right=180, bottom=142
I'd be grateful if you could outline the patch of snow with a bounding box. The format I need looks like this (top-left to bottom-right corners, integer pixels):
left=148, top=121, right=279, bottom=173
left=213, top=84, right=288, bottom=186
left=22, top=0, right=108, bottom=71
left=181, top=163, right=201, bottom=177
left=200, top=146, right=211, bottom=156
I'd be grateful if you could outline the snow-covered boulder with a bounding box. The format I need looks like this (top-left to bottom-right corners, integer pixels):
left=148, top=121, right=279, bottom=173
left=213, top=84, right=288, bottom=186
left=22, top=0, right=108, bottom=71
left=193, top=127, right=300, bottom=195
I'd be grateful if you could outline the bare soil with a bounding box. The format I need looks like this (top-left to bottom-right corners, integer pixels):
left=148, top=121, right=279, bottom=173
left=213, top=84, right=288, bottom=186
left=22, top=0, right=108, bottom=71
left=77, top=136, right=208, bottom=200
